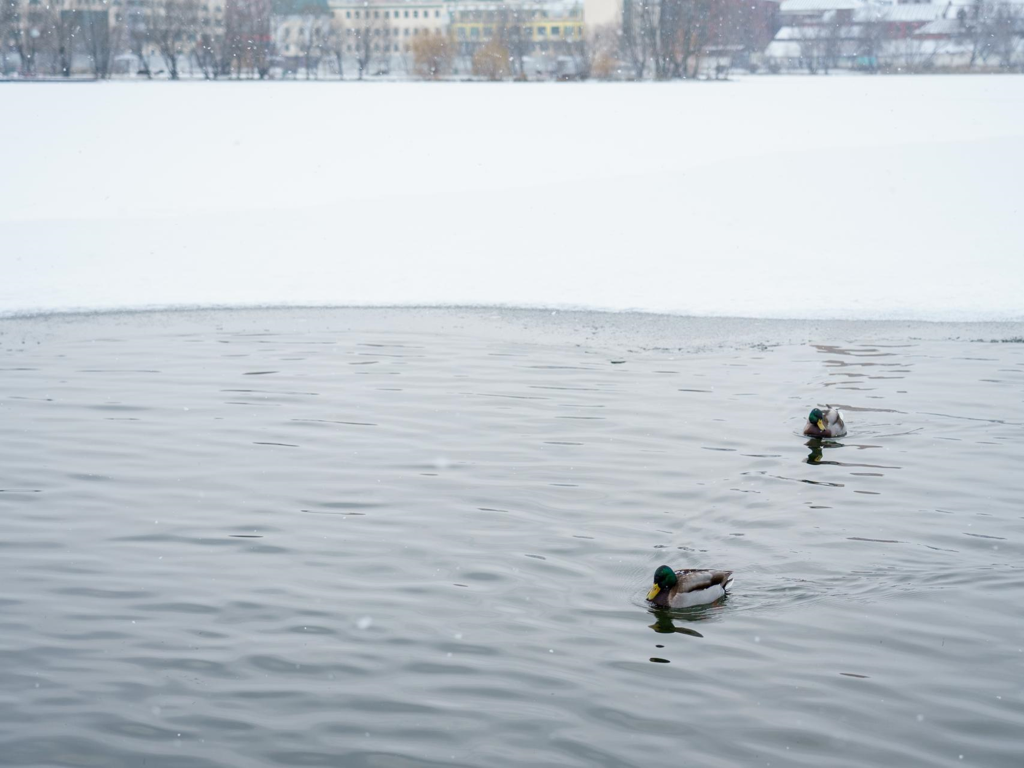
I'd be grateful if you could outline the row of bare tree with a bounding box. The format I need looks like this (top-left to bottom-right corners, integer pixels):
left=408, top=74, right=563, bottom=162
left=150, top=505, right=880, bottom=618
left=961, top=0, right=1024, bottom=69
left=1, top=0, right=277, bottom=79
left=6, top=0, right=1018, bottom=81
left=3, top=0, right=770, bottom=81
left=159, top=0, right=275, bottom=80
left=1, top=2, right=115, bottom=77
left=620, top=0, right=773, bottom=79
left=277, top=11, right=438, bottom=81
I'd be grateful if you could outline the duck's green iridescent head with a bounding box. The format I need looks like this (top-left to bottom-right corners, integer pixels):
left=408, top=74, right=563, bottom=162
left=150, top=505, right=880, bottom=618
left=809, top=408, right=825, bottom=430
left=647, top=565, right=678, bottom=601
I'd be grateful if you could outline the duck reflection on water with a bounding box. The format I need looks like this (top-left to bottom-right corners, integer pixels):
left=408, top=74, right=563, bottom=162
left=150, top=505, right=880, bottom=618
left=647, top=611, right=706, bottom=638
left=805, top=438, right=843, bottom=465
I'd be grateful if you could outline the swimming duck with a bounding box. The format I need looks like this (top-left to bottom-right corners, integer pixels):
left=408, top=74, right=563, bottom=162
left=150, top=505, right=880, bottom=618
left=803, top=406, right=846, bottom=438
left=646, top=565, right=733, bottom=609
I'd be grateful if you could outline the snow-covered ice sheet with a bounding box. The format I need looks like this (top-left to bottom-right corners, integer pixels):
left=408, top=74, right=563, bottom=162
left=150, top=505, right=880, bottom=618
left=2, top=76, right=1022, bottom=320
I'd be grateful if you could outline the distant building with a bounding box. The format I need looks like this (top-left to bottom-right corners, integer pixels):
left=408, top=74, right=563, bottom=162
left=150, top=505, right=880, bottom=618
left=765, top=0, right=1023, bottom=71
left=273, top=0, right=332, bottom=73
left=582, top=0, right=618, bottom=28
left=448, top=1, right=584, bottom=57
left=328, top=0, right=449, bottom=74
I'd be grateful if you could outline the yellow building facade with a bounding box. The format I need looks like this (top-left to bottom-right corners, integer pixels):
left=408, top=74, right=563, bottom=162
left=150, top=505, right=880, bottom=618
left=448, top=1, right=584, bottom=50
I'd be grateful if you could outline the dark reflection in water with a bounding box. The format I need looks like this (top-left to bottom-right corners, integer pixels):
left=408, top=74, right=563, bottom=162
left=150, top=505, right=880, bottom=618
left=805, top=439, right=832, bottom=465
left=0, top=309, right=1022, bottom=768
left=805, top=440, right=903, bottom=472
left=648, top=612, right=705, bottom=638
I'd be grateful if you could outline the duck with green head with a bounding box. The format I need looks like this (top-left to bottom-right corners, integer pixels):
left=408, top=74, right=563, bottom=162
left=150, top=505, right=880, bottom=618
left=803, top=406, right=846, bottom=438
left=646, top=565, right=733, bottom=609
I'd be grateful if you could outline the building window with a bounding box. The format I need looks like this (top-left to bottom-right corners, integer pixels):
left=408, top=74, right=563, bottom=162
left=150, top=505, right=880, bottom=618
left=551, top=26, right=559, bottom=35
left=483, top=26, right=492, bottom=35
left=384, top=10, right=389, bottom=18
left=538, top=26, right=547, bottom=35
left=345, top=10, right=350, bottom=18
left=434, top=10, right=439, bottom=17
left=374, top=10, right=379, bottom=18
left=413, top=10, right=419, bottom=18
left=470, top=27, right=479, bottom=37
left=404, top=28, right=409, bottom=35
left=354, top=10, right=359, bottom=18
left=404, top=10, right=409, bottom=17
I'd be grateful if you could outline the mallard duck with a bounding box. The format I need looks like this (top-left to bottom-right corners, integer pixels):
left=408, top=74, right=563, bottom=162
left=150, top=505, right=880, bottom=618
left=646, top=565, right=733, bottom=609
left=803, top=406, right=846, bottom=438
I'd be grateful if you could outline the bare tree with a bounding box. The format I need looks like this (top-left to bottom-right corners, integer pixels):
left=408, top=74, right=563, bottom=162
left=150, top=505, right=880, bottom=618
left=224, top=0, right=273, bottom=78
left=660, top=0, right=719, bottom=79
left=621, top=0, right=655, bottom=78
left=797, top=16, right=845, bottom=74
left=323, top=10, right=345, bottom=78
left=248, top=0, right=275, bottom=78
left=0, top=0, right=20, bottom=75
left=988, top=3, right=1024, bottom=69
left=297, top=7, right=329, bottom=78
left=959, top=0, right=990, bottom=67
left=411, top=30, right=453, bottom=79
left=193, top=31, right=222, bottom=78
left=718, top=0, right=776, bottom=73
left=79, top=9, right=119, bottom=78
left=350, top=5, right=389, bottom=79
left=124, top=0, right=153, bottom=78
left=7, top=1, right=53, bottom=77
left=150, top=0, right=200, bottom=79
left=41, top=12, right=64, bottom=76
left=493, top=4, right=531, bottom=79
left=472, top=37, right=509, bottom=79
left=856, top=12, right=888, bottom=72
left=568, top=24, right=615, bottom=80
left=621, top=0, right=722, bottom=80
left=655, top=0, right=681, bottom=78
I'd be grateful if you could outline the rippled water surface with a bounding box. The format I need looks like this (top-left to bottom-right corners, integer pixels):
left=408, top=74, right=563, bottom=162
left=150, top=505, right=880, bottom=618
left=2, top=309, right=1023, bottom=767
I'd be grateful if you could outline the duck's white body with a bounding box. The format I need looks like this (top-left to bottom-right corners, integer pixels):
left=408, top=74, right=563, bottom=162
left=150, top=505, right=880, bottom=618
left=667, top=581, right=730, bottom=608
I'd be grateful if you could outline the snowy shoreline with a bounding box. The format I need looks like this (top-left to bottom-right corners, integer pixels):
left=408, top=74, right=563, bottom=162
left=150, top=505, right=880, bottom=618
left=2, top=302, right=1023, bottom=323
left=4, top=76, right=1023, bottom=322
left=3, top=307, right=1020, bottom=362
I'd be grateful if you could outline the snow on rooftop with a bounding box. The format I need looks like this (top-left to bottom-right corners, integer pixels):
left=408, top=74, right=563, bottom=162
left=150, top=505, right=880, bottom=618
left=780, top=0, right=865, bottom=13
left=914, top=17, right=963, bottom=34
left=853, top=3, right=947, bottom=22
left=2, top=77, right=1023, bottom=322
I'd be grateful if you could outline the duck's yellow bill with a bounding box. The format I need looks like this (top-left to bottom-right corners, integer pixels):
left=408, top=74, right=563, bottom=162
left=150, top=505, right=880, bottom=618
left=817, top=419, right=826, bottom=431
left=646, top=584, right=661, bottom=601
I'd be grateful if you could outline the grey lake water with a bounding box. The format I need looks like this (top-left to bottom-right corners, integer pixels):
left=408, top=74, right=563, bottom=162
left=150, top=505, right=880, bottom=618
left=1, top=308, right=1023, bottom=768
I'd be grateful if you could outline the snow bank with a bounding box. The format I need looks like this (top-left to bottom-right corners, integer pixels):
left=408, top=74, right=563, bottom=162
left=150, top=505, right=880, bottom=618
left=3, top=76, right=1022, bottom=321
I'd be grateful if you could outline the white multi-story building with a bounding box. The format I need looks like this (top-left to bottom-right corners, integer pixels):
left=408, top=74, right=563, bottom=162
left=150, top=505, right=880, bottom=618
left=332, top=0, right=448, bottom=67
left=273, top=0, right=449, bottom=74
